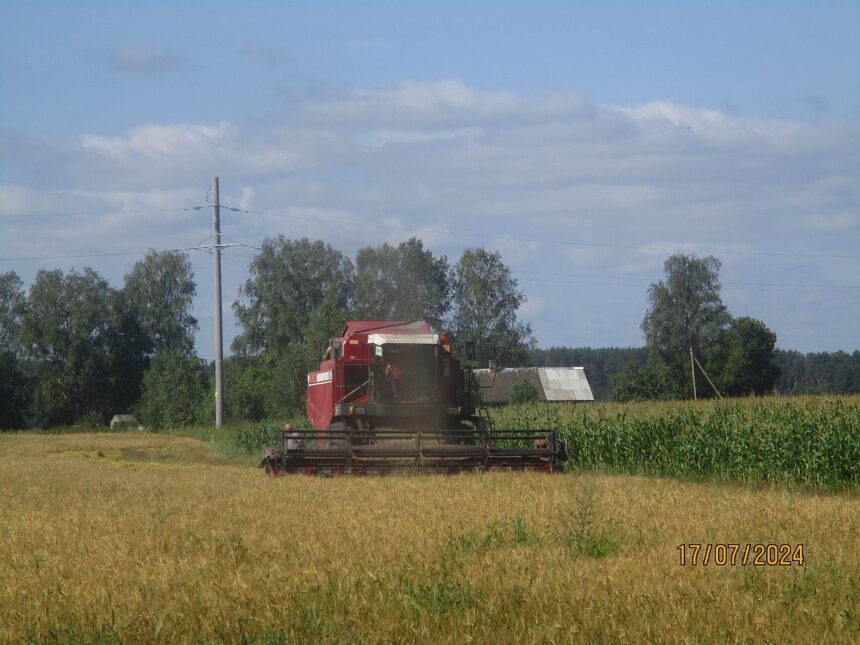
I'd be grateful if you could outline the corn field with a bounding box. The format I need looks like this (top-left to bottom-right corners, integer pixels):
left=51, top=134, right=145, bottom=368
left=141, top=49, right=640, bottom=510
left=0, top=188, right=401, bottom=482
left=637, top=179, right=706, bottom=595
left=493, top=396, right=860, bottom=490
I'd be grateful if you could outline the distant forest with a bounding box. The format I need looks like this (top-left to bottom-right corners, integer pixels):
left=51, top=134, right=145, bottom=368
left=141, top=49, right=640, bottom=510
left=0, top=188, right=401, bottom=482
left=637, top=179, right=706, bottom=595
left=528, top=347, right=860, bottom=400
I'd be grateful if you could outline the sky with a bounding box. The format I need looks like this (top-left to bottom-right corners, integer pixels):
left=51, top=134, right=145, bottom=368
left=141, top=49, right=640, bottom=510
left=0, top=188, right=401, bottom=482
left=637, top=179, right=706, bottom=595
left=1, top=1, right=858, bottom=361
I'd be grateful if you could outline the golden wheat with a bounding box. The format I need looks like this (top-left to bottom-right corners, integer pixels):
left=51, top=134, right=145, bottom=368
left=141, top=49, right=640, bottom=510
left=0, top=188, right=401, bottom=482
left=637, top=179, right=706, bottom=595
left=1, top=432, right=858, bottom=643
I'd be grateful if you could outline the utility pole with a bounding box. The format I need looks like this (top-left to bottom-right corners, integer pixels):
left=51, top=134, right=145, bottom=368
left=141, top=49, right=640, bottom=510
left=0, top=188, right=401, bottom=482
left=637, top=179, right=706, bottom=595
left=690, top=347, right=697, bottom=401
left=693, top=354, right=723, bottom=400
left=212, top=177, right=224, bottom=428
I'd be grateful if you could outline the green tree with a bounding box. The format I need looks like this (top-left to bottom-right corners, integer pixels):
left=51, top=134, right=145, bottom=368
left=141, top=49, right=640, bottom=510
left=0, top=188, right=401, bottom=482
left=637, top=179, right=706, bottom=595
left=122, top=250, right=198, bottom=355
left=450, top=248, right=534, bottom=367
left=304, top=295, right=351, bottom=356
left=223, top=355, right=268, bottom=421
left=18, top=269, right=119, bottom=425
left=249, top=297, right=355, bottom=419
left=0, top=272, right=29, bottom=428
left=641, top=254, right=730, bottom=395
left=611, top=358, right=681, bottom=402
left=353, top=243, right=398, bottom=322
left=233, top=237, right=354, bottom=355
left=105, top=290, right=151, bottom=414
left=137, top=350, right=209, bottom=429
left=353, top=237, right=451, bottom=329
left=707, top=317, right=779, bottom=396
left=231, top=238, right=354, bottom=415
left=0, top=271, right=24, bottom=354
left=0, top=352, right=29, bottom=429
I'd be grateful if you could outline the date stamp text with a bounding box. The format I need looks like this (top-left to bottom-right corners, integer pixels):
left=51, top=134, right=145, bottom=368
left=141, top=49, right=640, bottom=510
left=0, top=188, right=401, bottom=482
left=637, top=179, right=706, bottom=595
left=677, top=543, right=804, bottom=566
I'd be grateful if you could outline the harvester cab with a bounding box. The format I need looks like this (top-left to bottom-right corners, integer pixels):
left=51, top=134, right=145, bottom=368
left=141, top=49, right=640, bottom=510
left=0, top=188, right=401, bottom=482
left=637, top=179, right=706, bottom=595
left=261, top=320, right=567, bottom=475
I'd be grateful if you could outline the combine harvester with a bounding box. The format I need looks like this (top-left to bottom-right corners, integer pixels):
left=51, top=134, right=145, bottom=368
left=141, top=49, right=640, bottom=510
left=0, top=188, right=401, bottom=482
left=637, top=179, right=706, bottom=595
left=261, top=320, right=567, bottom=475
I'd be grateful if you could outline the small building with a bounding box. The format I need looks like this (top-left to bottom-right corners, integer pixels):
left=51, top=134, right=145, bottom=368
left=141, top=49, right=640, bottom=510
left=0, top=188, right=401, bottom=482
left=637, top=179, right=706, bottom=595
left=473, top=367, right=594, bottom=405
left=110, top=414, right=143, bottom=430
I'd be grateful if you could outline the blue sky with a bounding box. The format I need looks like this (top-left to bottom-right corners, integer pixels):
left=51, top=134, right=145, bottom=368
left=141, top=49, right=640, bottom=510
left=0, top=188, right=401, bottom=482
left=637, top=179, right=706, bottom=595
left=1, top=1, right=858, bottom=359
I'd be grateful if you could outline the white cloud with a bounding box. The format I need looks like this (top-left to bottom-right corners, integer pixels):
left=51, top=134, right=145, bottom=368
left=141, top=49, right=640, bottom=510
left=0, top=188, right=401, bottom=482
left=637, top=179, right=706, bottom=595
left=2, top=80, right=858, bottom=352
left=615, top=100, right=728, bottom=128
left=0, top=185, right=64, bottom=215
left=365, top=127, right=483, bottom=148
left=69, top=188, right=202, bottom=211
left=79, top=123, right=230, bottom=159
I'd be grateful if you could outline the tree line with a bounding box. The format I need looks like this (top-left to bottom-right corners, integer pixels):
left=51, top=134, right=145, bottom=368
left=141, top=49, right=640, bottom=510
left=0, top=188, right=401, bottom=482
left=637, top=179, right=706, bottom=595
left=772, top=349, right=860, bottom=395
left=3, top=243, right=838, bottom=428
left=1, top=252, right=199, bottom=428
left=0, top=238, right=533, bottom=428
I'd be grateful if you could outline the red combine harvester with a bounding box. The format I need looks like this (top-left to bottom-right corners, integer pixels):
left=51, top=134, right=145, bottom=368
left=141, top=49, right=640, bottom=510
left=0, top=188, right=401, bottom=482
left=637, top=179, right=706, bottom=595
left=261, top=320, right=567, bottom=475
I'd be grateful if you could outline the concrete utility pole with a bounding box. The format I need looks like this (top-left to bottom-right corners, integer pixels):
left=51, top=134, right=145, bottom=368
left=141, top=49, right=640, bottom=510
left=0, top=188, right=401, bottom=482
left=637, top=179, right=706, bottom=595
left=212, top=177, right=224, bottom=428
left=690, top=347, right=697, bottom=401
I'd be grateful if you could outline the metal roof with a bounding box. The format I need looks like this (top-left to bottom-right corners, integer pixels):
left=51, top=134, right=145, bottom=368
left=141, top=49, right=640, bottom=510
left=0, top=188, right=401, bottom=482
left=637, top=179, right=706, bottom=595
left=538, top=367, right=594, bottom=401
left=474, top=367, right=594, bottom=403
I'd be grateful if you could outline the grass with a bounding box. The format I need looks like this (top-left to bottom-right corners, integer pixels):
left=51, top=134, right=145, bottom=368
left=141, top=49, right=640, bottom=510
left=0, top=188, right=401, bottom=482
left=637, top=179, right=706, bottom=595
left=1, top=430, right=858, bottom=643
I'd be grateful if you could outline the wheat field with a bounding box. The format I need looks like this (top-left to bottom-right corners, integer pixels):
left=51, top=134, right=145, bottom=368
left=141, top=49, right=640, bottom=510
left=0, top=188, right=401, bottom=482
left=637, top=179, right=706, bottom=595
left=1, top=431, right=858, bottom=643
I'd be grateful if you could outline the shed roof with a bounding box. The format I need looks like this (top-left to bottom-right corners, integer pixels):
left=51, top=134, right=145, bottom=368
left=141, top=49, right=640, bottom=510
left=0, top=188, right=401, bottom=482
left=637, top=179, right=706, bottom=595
left=474, top=367, right=594, bottom=403
left=539, top=367, right=595, bottom=401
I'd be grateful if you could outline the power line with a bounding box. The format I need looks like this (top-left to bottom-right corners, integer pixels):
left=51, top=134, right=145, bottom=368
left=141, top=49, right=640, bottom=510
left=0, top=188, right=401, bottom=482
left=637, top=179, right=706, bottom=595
left=0, top=207, right=195, bottom=219
left=513, top=269, right=860, bottom=292
left=4, top=201, right=856, bottom=260
left=0, top=250, right=154, bottom=262
left=516, top=275, right=860, bottom=295
left=0, top=245, right=215, bottom=262
left=225, top=205, right=860, bottom=260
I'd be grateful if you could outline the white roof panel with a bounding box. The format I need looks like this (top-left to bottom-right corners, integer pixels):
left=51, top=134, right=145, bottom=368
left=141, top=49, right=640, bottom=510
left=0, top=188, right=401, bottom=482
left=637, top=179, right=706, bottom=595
left=538, top=367, right=594, bottom=401
left=367, top=333, right=439, bottom=345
